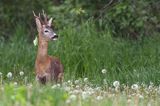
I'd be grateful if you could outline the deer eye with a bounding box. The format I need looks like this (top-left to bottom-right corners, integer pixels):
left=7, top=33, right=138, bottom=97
left=44, top=30, right=49, bottom=33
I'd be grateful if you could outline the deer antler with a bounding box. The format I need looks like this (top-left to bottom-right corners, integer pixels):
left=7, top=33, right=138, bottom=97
left=42, top=10, right=48, bottom=25
left=33, top=11, right=39, bottom=18
left=33, top=11, right=45, bottom=25
left=33, top=10, right=51, bottom=25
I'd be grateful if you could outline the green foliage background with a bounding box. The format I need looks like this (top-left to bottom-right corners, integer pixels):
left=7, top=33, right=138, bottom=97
left=0, top=0, right=159, bottom=39
left=0, top=0, right=160, bottom=84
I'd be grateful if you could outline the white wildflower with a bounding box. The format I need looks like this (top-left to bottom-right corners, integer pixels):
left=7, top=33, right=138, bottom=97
left=67, top=80, right=72, bottom=84
left=101, top=69, right=107, bottom=74
left=72, top=90, right=80, bottom=94
left=103, top=79, right=107, bottom=84
left=84, top=78, right=88, bottom=83
left=95, top=87, right=101, bottom=91
left=82, top=91, right=89, bottom=100
left=84, top=85, right=90, bottom=90
left=75, top=85, right=80, bottom=89
left=113, top=81, right=120, bottom=88
left=96, top=96, right=103, bottom=100
left=131, top=84, right=139, bottom=90
left=87, top=87, right=94, bottom=92
left=7, top=72, right=12, bottom=78
left=64, top=86, right=71, bottom=91
left=56, top=84, right=60, bottom=87
left=148, top=85, right=153, bottom=90
left=69, top=94, right=77, bottom=101
left=148, top=82, right=154, bottom=90
left=66, top=99, right=71, bottom=104
left=138, top=94, right=144, bottom=99
left=19, top=71, right=24, bottom=76
left=88, top=90, right=94, bottom=95
left=14, top=82, right=18, bottom=86
left=131, top=93, right=136, bottom=96
left=150, top=82, right=154, bottom=86
left=127, top=99, right=131, bottom=103
left=51, top=85, right=56, bottom=89
left=74, top=80, right=80, bottom=85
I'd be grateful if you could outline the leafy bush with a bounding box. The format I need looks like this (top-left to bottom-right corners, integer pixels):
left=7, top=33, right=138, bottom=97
left=96, top=1, right=160, bottom=39
left=0, top=0, right=159, bottom=40
left=50, top=0, right=160, bottom=39
left=0, top=0, right=52, bottom=39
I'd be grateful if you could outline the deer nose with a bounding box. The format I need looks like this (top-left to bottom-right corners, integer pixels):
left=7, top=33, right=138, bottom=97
left=51, top=34, right=58, bottom=40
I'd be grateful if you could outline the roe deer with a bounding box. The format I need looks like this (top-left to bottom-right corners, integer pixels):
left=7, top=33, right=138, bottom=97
left=33, top=11, right=63, bottom=84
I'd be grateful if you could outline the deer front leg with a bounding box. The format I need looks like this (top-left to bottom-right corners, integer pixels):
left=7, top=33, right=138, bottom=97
left=36, top=73, right=51, bottom=84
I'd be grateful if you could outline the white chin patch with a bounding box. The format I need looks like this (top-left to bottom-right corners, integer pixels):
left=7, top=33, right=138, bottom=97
left=52, top=38, right=58, bottom=41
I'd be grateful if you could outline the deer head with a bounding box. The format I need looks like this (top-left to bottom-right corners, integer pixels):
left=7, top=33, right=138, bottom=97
left=33, top=11, right=58, bottom=41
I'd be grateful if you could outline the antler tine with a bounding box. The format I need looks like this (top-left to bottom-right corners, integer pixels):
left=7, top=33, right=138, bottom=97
left=33, top=11, right=36, bottom=16
left=33, top=11, right=41, bottom=19
left=42, top=9, right=45, bottom=16
left=33, top=11, right=47, bottom=25
left=39, top=13, right=41, bottom=17
left=42, top=10, right=48, bottom=24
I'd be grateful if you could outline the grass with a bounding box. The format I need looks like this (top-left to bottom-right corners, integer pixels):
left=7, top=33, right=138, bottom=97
left=0, top=21, right=160, bottom=105
left=0, top=77, right=160, bottom=106
left=0, top=22, right=160, bottom=84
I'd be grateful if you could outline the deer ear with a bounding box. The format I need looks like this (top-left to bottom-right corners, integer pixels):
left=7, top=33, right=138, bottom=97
left=35, top=18, right=42, bottom=32
left=48, top=18, right=53, bottom=27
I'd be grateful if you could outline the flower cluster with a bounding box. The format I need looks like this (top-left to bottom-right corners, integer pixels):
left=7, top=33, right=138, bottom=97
left=0, top=70, right=159, bottom=105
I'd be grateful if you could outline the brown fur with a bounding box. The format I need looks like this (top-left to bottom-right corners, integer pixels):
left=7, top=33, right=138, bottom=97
left=34, top=11, right=63, bottom=84
left=35, top=33, right=63, bottom=84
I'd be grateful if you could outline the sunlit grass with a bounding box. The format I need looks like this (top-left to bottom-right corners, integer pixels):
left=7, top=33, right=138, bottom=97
left=0, top=72, right=160, bottom=106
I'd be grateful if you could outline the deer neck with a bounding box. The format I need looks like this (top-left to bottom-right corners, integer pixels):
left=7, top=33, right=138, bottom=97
left=36, top=35, right=48, bottom=62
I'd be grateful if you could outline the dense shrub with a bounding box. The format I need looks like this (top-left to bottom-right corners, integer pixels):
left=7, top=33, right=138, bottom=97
left=0, top=0, right=51, bottom=39
left=50, top=0, right=160, bottom=39
left=0, top=0, right=159, bottom=40
left=99, top=1, right=160, bottom=39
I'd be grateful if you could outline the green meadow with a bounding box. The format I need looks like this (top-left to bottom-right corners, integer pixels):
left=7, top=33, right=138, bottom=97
left=0, top=22, right=160, bottom=106
left=0, top=0, right=160, bottom=105
left=0, top=22, right=160, bottom=84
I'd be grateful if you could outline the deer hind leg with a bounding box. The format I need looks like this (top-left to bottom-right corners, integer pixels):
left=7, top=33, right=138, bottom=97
left=57, top=73, right=64, bottom=83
